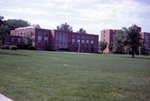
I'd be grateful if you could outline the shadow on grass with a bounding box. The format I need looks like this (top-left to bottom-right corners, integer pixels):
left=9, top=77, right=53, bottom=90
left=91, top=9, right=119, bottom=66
left=0, top=50, right=28, bottom=57
left=123, top=56, right=150, bottom=60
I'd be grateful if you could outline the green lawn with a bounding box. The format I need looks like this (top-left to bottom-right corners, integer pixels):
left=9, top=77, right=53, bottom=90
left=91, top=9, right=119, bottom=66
left=0, top=50, right=150, bottom=101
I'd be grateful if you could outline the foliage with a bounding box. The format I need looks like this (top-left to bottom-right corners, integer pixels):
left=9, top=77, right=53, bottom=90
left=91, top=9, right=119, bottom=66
left=0, top=25, right=9, bottom=45
left=3, top=19, right=30, bottom=33
left=0, top=50, right=150, bottom=101
left=77, top=28, right=86, bottom=34
left=122, top=25, right=143, bottom=58
left=99, top=41, right=107, bottom=53
left=141, top=44, right=146, bottom=55
left=57, top=22, right=73, bottom=32
left=22, top=31, right=35, bottom=46
left=10, top=45, right=18, bottom=50
left=113, top=30, right=125, bottom=53
left=0, top=15, right=4, bottom=26
left=108, top=42, right=113, bottom=52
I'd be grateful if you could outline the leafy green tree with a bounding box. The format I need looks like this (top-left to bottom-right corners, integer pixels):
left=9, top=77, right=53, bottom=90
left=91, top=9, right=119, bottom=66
left=0, top=15, right=4, bottom=26
left=99, top=41, right=107, bottom=53
left=122, top=25, right=142, bottom=58
left=0, top=25, right=9, bottom=45
left=22, top=31, right=34, bottom=46
left=3, top=19, right=30, bottom=34
left=113, top=30, right=125, bottom=53
left=77, top=28, right=86, bottom=34
left=108, top=42, right=113, bottom=52
left=57, top=22, right=73, bottom=32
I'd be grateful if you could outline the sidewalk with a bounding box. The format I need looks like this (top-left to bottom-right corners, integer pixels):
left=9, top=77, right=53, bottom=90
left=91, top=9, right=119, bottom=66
left=0, top=94, right=13, bottom=101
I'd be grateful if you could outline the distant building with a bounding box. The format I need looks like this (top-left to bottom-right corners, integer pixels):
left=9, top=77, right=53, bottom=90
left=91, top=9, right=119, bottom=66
left=2, top=24, right=99, bottom=53
left=100, top=27, right=150, bottom=53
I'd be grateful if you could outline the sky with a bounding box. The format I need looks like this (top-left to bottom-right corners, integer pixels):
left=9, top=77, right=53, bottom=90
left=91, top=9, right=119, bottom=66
left=0, top=0, right=150, bottom=40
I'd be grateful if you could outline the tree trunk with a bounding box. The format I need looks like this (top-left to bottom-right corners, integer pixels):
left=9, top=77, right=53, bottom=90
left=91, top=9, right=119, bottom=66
left=132, top=53, right=134, bottom=58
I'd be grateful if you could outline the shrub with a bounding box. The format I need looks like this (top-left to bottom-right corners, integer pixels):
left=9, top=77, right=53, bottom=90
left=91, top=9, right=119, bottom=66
left=1, top=45, right=5, bottom=50
left=5, top=45, right=10, bottom=50
left=10, top=45, right=18, bottom=50
left=27, top=46, right=36, bottom=50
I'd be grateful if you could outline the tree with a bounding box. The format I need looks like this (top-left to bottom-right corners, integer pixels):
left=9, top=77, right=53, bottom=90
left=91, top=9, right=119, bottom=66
left=112, top=30, right=125, bottom=53
left=108, top=42, right=113, bottom=52
left=99, top=41, right=107, bottom=53
left=0, top=25, right=9, bottom=45
left=22, top=31, right=34, bottom=46
left=77, top=28, right=86, bottom=34
left=57, top=22, right=73, bottom=32
left=122, top=25, right=142, bottom=58
left=0, top=15, right=4, bottom=26
left=3, top=19, right=30, bottom=34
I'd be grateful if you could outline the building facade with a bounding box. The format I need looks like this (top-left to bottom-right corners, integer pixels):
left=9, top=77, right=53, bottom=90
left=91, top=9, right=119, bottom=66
left=100, top=27, right=150, bottom=53
left=2, top=24, right=99, bottom=53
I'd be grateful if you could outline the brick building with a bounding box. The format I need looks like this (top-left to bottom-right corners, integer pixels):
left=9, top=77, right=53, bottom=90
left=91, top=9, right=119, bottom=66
left=2, top=24, right=99, bottom=53
left=100, top=27, right=150, bottom=53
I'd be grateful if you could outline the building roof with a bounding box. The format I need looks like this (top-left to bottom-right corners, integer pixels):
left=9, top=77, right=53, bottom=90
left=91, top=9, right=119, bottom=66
left=15, top=24, right=41, bottom=30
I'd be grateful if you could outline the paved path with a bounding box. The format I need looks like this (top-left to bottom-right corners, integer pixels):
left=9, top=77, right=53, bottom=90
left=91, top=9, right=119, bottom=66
left=0, top=94, right=13, bottom=101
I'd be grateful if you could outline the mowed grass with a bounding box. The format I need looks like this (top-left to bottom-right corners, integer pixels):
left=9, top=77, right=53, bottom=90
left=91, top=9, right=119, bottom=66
left=0, top=50, right=150, bottom=101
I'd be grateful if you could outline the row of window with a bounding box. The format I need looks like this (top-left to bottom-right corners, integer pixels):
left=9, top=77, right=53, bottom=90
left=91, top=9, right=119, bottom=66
left=69, top=35, right=94, bottom=41
left=37, top=31, right=48, bottom=45
left=38, top=32, right=48, bottom=37
left=11, top=38, right=21, bottom=43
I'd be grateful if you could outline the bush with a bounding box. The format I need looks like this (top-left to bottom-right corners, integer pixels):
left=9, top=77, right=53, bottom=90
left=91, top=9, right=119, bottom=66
left=5, top=45, right=10, bottom=50
left=0, top=45, right=5, bottom=50
left=27, top=46, right=36, bottom=50
left=10, top=45, right=18, bottom=50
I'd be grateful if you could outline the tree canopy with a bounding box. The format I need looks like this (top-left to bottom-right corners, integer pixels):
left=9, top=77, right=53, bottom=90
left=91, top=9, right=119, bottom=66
left=57, top=23, right=73, bottom=32
left=0, top=15, right=30, bottom=45
left=112, top=30, right=125, bottom=53
left=108, top=42, right=113, bottom=52
left=113, top=24, right=143, bottom=58
left=0, top=25, right=9, bottom=45
left=99, top=41, right=107, bottom=53
left=77, top=28, right=86, bottom=34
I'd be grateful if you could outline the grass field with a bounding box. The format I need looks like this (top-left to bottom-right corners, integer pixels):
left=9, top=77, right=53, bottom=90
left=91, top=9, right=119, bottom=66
left=0, top=50, right=150, bottom=101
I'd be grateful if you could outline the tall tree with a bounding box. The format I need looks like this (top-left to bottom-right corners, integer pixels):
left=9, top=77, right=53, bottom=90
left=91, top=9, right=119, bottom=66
left=3, top=19, right=30, bottom=34
left=113, top=30, right=125, bottom=53
left=0, top=25, right=9, bottom=45
left=99, top=41, right=107, bottom=53
left=22, top=31, right=34, bottom=46
left=108, top=42, right=113, bottom=52
left=0, top=15, right=4, bottom=26
left=77, top=28, right=86, bottom=34
left=57, top=23, right=73, bottom=32
left=122, top=25, right=142, bottom=58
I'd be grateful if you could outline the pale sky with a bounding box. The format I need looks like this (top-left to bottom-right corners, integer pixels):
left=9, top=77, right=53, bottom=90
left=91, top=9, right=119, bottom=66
left=0, top=0, right=150, bottom=40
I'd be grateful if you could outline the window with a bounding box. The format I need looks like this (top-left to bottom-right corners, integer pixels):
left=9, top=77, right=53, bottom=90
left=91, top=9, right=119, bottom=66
left=77, top=35, right=80, bottom=40
left=86, top=36, right=89, bottom=40
left=103, top=39, right=105, bottom=41
left=18, top=33, right=20, bottom=36
left=21, top=33, right=22, bottom=35
left=24, top=33, right=26, bottom=35
left=82, top=36, right=85, bottom=40
left=38, top=32, right=42, bottom=36
left=104, top=35, right=105, bottom=37
left=72, top=35, right=75, bottom=39
left=45, top=32, right=48, bottom=37
left=56, top=33, right=59, bottom=45
left=91, top=37, right=94, bottom=41
left=45, top=40, right=48, bottom=45
left=104, top=31, right=105, bottom=33
left=18, top=38, right=21, bottom=43
left=38, top=40, right=41, bottom=44
left=12, top=33, right=13, bottom=35
left=11, top=38, right=15, bottom=43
